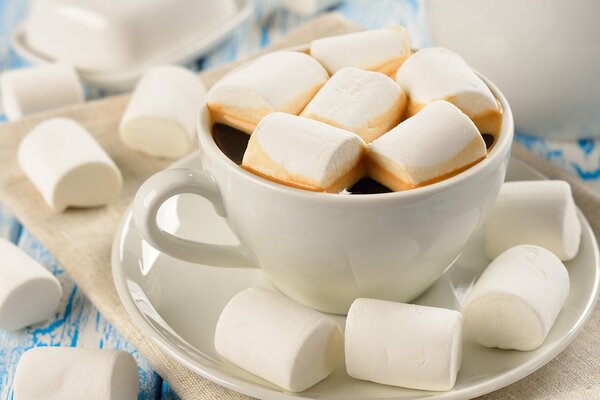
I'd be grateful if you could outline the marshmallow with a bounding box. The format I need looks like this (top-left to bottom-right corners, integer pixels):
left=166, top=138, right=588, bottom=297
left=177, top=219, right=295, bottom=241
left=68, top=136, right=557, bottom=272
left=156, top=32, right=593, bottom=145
left=0, top=64, right=83, bottom=121
left=13, top=347, right=139, bottom=399
left=485, top=181, right=581, bottom=261
left=301, top=67, right=407, bottom=143
left=207, top=51, right=329, bottom=133
left=281, top=0, right=342, bottom=15
left=345, top=298, right=462, bottom=391
left=310, top=28, right=411, bottom=75
left=368, top=100, right=486, bottom=190
left=395, top=47, right=502, bottom=135
left=214, top=287, right=343, bottom=392
left=0, top=238, right=62, bottom=331
left=18, top=118, right=123, bottom=211
left=462, top=245, right=570, bottom=351
left=242, top=112, right=366, bottom=192
left=119, top=65, right=207, bottom=158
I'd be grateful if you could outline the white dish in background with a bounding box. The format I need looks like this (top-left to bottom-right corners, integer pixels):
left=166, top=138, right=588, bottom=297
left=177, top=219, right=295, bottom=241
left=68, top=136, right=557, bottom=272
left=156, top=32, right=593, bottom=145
left=112, top=154, right=599, bottom=400
left=11, top=0, right=253, bottom=92
left=425, top=0, right=600, bottom=138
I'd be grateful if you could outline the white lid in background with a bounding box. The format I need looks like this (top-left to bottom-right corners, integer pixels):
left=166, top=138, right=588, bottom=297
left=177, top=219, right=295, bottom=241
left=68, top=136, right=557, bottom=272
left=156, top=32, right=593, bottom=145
left=12, top=0, right=253, bottom=91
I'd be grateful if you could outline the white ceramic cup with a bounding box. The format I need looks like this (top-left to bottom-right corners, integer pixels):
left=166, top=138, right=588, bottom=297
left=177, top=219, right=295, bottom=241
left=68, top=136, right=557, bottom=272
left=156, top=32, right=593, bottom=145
left=133, top=73, right=513, bottom=315
left=426, top=0, right=600, bottom=138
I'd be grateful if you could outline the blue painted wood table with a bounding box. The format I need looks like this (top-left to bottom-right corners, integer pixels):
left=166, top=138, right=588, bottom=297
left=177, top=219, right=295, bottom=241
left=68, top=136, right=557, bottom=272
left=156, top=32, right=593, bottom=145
left=0, top=0, right=599, bottom=399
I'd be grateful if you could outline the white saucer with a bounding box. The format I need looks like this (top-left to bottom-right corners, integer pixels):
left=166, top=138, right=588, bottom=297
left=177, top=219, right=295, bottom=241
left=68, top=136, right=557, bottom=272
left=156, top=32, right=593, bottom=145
left=112, top=153, right=600, bottom=400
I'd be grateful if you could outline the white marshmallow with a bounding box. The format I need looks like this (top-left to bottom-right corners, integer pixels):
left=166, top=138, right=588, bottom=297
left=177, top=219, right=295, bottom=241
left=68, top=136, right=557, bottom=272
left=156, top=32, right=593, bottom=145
left=207, top=51, right=329, bottom=133
left=0, top=238, right=62, bottom=331
left=301, top=67, right=407, bottom=143
left=395, top=48, right=501, bottom=134
left=242, top=112, right=366, bottom=192
left=310, top=28, right=411, bottom=75
left=368, top=100, right=486, bottom=189
left=345, top=298, right=462, bottom=391
left=0, top=64, right=83, bottom=121
left=13, top=347, right=139, bottom=400
left=18, top=118, right=123, bottom=211
left=462, top=245, right=570, bottom=351
left=214, top=287, right=343, bottom=392
left=485, top=180, right=581, bottom=261
left=119, top=65, right=207, bottom=159
left=281, top=0, right=342, bottom=15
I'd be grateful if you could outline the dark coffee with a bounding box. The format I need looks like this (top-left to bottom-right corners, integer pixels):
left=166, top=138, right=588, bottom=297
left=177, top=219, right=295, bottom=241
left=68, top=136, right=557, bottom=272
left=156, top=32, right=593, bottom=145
left=212, top=123, right=494, bottom=195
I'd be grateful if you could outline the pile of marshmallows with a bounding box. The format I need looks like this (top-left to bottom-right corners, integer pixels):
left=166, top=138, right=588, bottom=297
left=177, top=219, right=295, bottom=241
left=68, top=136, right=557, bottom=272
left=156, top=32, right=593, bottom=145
left=0, top=237, right=140, bottom=398
left=206, top=28, right=503, bottom=192
left=1, top=63, right=207, bottom=211
left=0, top=40, right=207, bottom=400
left=215, top=180, right=580, bottom=392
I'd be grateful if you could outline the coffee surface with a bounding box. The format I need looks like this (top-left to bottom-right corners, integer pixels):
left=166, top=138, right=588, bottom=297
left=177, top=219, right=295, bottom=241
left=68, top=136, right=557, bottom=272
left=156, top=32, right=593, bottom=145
left=212, top=123, right=494, bottom=195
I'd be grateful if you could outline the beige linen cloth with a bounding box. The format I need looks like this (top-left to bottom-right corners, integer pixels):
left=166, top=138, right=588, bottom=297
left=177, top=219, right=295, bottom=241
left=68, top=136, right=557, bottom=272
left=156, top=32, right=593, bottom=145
left=0, top=14, right=598, bottom=400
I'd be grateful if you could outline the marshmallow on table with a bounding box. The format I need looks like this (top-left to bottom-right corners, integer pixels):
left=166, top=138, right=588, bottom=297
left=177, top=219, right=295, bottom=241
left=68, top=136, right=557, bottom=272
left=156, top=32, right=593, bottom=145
left=485, top=180, right=581, bottom=261
left=301, top=67, right=407, bottom=143
left=345, top=298, right=462, bottom=391
left=13, top=347, right=139, bottom=399
left=310, top=28, right=411, bottom=76
left=281, top=0, right=342, bottom=15
left=0, top=238, right=62, bottom=331
left=214, top=287, right=343, bottom=392
left=0, top=64, right=83, bottom=121
left=463, top=245, right=570, bottom=351
left=207, top=51, right=328, bottom=134
left=396, top=47, right=502, bottom=135
left=242, top=112, right=366, bottom=192
left=368, top=100, right=487, bottom=190
left=18, top=118, right=122, bottom=211
left=119, top=65, right=207, bottom=158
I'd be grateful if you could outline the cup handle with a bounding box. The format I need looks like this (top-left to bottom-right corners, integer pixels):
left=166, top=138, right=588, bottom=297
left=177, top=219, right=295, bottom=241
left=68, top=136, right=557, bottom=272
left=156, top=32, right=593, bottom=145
left=133, top=168, right=257, bottom=268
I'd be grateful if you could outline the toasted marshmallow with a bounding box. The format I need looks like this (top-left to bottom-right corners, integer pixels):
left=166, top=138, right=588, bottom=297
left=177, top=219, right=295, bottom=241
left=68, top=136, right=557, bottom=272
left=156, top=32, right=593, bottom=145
left=301, top=67, right=406, bottom=143
left=207, top=51, right=329, bottom=133
left=311, top=28, right=411, bottom=76
left=396, top=47, right=502, bottom=135
left=463, top=245, right=570, bottom=351
left=18, top=118, right=123, bottom=211
left=14, top=347, right=139, bottom=400
left=0, top=64, right=83, bottom=121
left=345, top=298, right=462, bottom=391
left=367, top=100, right=486, bottom=190
left=119, top=65, right=207, bottom=158
left=0, top=238, right=62, bottom=331
left=215, top=287, right=343, bottom=392
left=242, top=112, right=366, bottom=192
left=485, top=181, right=581, bottom=261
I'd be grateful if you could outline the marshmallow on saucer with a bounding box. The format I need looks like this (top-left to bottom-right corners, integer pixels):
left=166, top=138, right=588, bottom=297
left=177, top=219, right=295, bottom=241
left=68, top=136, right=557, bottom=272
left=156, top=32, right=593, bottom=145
left=368, top=100, right=487, bottom=190
left=0, top=238, right=62, bottom=331
left=13, top=347, right=139, bottom=400
left=310, top=28, right=411, bottom=76
left=281, top=0, right=342, bottom=15
left=207, top=51, right=329, bottom=134
left=214, top=287, right=343, bottom=392
left=463, top=245, right=570, bottom=351
left=396, top=47, right=502, bottom=135
left=301, top=67, right=407, bottom=143
left=0, top=64, right=84, bottom=121
left=18, top=118, right=123, bottom=211
left=242, top=112, right=366, bottom=192
left=119, top=65, right=207, bottom=159
left=345, top=298, right=462, bottom=391
left=485, top=180, right=581, bottom=261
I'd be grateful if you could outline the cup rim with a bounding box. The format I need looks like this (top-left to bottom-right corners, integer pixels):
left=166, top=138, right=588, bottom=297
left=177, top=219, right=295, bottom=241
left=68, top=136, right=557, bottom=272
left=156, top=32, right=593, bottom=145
left=197, top=59, right=514, bottom=204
